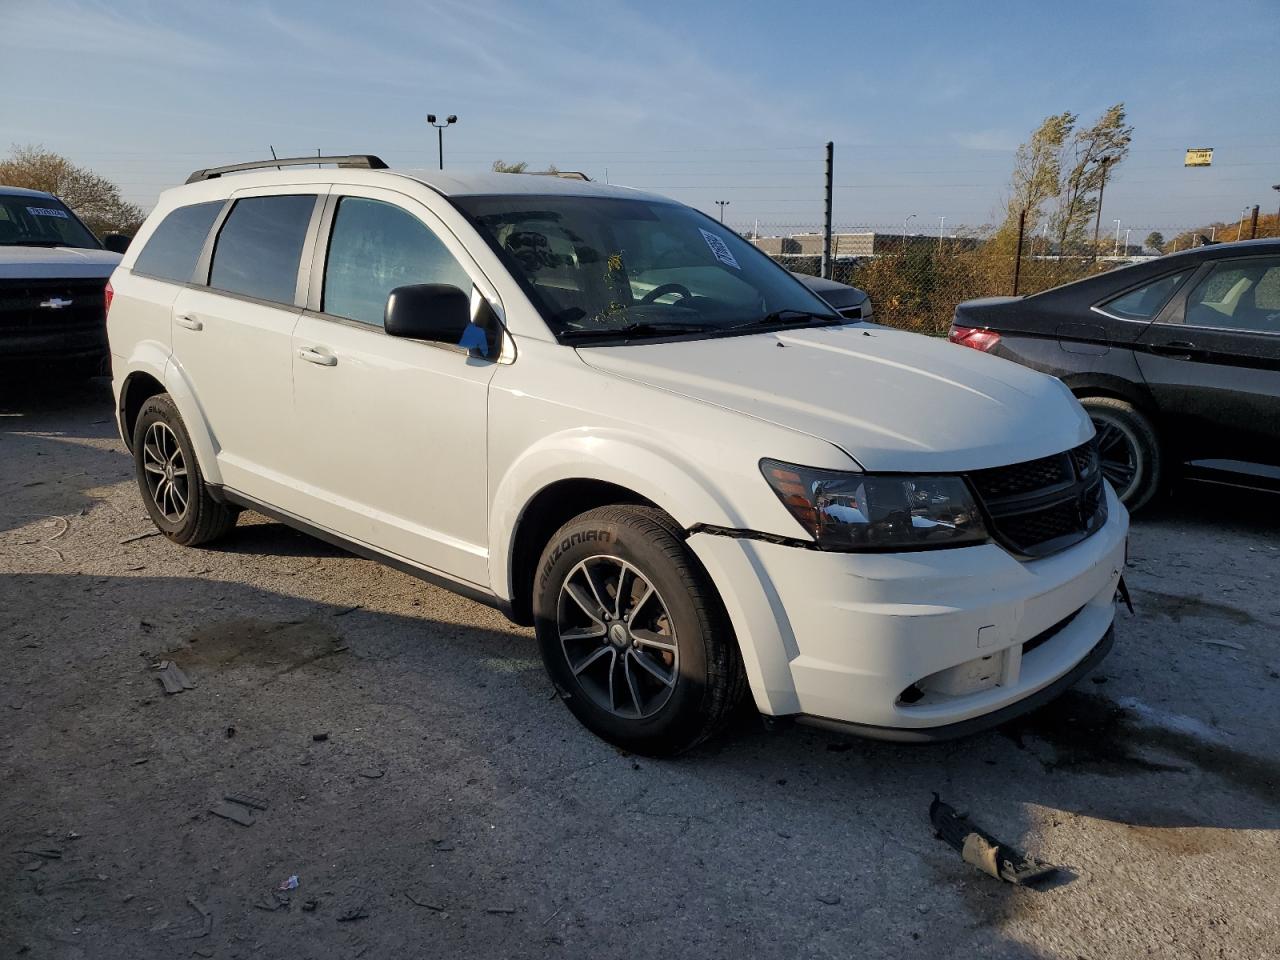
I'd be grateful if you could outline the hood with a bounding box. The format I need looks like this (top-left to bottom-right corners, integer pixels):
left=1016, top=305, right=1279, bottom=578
left=577, top=324, right=1092, bottom=473
left=0, top=246, right=122, bottom=280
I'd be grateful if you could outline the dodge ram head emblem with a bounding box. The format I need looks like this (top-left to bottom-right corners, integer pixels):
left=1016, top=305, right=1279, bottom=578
left=39, top=297, right=73, bottom=310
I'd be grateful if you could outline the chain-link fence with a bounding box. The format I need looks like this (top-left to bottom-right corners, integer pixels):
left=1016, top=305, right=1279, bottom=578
left=744, top=224, right=1210, bottom=336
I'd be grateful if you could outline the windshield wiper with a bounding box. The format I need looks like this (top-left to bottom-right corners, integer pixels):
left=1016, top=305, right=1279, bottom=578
left=725, top=309, right=843, bottom=332
left=560, top=321, right=714, bottom=342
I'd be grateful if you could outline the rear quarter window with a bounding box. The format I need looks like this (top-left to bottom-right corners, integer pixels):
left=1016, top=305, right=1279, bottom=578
left=132, top=201, right=225, bottom=283
left=1099, top=270, right=1191, bottom=321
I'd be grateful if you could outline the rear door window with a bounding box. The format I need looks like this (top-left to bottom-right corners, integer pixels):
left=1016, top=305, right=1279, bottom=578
left=131, top=201, right=224, bottom=282
left=210, top=195, right=316, bottom=304
left=1099, top=270, right=1191, bottom=321
left=1183, top=258, right=1280, bottom=333
left=322, top=196, right=471, bottom=327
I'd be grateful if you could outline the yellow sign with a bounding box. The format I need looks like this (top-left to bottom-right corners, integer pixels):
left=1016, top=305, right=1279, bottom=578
left=1185, top=148, right=1213, bottom=167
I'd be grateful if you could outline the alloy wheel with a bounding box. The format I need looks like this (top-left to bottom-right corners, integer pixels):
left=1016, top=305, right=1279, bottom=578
left=1090, top=413, right=1140, bottom=501
left=557, top=556, right=679, bottom=719
left=142, top=421, right=190, bottom=522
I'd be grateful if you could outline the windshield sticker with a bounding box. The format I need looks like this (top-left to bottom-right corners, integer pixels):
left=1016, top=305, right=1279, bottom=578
left=699, top=228, right=740, bottom=270
left=27, top=206, right=70, bottom=219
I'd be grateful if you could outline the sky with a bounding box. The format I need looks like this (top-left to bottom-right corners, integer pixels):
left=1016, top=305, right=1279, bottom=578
left=2, top=0, right=1277, bottom=237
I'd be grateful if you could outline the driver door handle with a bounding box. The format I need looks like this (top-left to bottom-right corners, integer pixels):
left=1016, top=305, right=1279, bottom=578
left=175, top=314, right=202, bottom=331
left=297, top=346, right=337, bottom=366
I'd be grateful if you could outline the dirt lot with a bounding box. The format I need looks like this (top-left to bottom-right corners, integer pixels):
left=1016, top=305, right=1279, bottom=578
left=1, top=377, right=1278, bottom=960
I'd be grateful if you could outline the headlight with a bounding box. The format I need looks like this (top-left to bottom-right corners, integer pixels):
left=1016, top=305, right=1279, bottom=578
left=760, top=459, right=989, bottom=550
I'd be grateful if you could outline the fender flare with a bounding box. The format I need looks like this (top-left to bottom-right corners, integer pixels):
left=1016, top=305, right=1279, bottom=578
left=120, top=344, right=223, bottom=486
left=488, top=428, right=743, bottom=602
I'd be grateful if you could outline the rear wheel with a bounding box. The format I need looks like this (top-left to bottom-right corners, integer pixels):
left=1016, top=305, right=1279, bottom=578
left=132, top=394, right=238, bottom=546
left=1080, top=396, right=1162, bottom=512
left=534, top=505, right=746, bottom=755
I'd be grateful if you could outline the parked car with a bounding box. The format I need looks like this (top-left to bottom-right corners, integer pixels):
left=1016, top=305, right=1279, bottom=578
left=107, top=154, right=1127, bottom=755
left=950, top=239, right=1280, bottom=510
left=792, top=272, right=873, bottom=320
left=0, top=185, right=127, bottom=378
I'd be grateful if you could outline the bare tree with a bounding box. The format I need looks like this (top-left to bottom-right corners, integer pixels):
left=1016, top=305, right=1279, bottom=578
left=0, top=144, right=144, bottom=237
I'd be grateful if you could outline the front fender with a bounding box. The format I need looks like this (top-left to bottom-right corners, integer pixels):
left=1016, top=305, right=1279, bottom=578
left=488, top=427, right=742, bottom=601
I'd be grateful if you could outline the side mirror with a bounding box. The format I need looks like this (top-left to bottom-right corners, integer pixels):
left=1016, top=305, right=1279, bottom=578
left=384, top=284, right=471, bottom=345
left=102, top=233, right=132, bottom=254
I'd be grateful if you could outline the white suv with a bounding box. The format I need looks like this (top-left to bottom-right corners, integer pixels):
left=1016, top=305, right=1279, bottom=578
left=107, top=155, right=1128, bottom=755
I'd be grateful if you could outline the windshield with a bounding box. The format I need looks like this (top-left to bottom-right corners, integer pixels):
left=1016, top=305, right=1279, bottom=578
left=0, top=194, right=100, bottom=249
left=454, top=194, right=839, bottom=340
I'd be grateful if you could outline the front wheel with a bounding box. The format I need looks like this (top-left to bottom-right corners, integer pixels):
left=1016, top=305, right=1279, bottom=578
left=1080, top=396, right=1162, bottom=512
left=534, top=506, right=746, bottom=756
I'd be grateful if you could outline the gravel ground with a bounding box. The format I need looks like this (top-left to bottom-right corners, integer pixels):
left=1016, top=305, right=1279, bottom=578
left=1, top=377, right=1278, bottom=960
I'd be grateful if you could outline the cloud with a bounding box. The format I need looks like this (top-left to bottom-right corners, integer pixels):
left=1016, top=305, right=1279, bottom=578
left=953, top=129, right=1019, bottom=152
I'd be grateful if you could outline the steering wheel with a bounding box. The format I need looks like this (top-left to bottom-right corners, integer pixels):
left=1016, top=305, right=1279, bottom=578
left=640, top=282, right=693, bottom=305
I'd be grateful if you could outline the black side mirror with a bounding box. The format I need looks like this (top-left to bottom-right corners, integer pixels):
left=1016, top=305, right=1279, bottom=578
left=384, top=284, right=471, bottom=346
left=102, top=233, right=132, bottom=254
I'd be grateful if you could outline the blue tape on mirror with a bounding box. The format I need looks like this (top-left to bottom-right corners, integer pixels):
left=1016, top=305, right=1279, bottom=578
left=458, top=323, right=489, bottom=356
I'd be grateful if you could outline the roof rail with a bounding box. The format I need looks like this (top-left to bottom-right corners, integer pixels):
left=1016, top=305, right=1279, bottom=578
left=524, top=170, right=592, bottom=181
left=185, top=154, right=389, bottom=184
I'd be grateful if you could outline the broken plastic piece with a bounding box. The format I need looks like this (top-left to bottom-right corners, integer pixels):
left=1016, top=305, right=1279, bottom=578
left=278, top=875, right=299, bottom=891
left=224, top=792, right=269, bottom=811
left=929, top=793, right=1058, bottom=886
left=155, top=660, right=195, bottom=694
left=1116, top=576, right=1135, bottom=615
left=209, top=801, right=255, bottom=827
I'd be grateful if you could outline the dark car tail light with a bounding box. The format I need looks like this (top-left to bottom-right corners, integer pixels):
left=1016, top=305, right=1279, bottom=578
left=104, top=280, right=114, bottom=316
left=948, top=324, right=1000, bottom=352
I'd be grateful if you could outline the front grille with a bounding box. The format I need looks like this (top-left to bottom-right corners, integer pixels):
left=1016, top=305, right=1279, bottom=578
left=969, top=439, right=1107, bottom=559
left=0, top=277, right=108, bottom=334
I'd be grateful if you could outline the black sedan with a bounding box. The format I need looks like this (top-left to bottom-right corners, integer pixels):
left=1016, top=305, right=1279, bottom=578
left=949, top=239, right=1280, bottom=510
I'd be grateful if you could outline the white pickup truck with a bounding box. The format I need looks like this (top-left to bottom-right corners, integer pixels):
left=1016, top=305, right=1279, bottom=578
left=0, top=185, right=124, bottom=377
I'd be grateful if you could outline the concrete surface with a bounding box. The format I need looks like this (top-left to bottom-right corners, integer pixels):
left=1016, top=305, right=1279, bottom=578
left=1, top=377, right=1277, bottom=960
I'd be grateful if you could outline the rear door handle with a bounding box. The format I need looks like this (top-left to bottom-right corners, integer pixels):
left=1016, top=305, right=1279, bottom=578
left=175, top=314, right=203, bottom=331
left=297, top=346, right=337, bottom=366
left=1148, top=340, right=1201, bottom=359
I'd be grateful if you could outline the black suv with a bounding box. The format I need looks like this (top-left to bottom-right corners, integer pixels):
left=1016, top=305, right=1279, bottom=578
left=949, top=239, right=1280, bottom=510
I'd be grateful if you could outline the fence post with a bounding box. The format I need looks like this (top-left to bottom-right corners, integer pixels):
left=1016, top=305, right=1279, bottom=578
left=821, top=141, right=834, bottom=280
left=1012, top=208, right=1026, bottom=296
left=1250, top=205, right=1260, bottom=239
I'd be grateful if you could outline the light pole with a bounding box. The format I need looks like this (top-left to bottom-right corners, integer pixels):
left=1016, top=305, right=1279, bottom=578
left=1236, top=206, right=1249, bottom=241
left=1273, top=185, right=1280, bottom=236
left=938, top=216, right=946, bottom=253
left=426, top=114, right=457, bottom=170
left=1112, top=219, right=1121, bottom=257
left=903, top=213, right=916, bottom=250
left=1123, top=228, right=1131, bottom=256
left=715, top=200, right=730, bottom=223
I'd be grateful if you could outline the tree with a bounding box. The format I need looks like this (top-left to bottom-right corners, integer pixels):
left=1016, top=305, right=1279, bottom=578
left=1144, top=231, right=1166, bottom=253
left=1005, top=112, right=1075, bottom=235
left=1052, top=103, right=1133, bottom=254
left=0, top=144, right=144, bottom=237
left=491, top=159, right=561, bottom=175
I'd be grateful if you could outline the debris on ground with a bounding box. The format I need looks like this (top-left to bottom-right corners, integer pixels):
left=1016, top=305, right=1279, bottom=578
left=312, top=732, right=329, bottom=742
left=815, top=893, right=841, bottom=905
left=406, top=891, right=446, bottom=911
left=120, top=531, right=161, bottom=544
left=359, top=769, right=385, bottom=780
left=1202, top=639, right=1246, bottom=651
left=333, top=605, right=363, bottom=617
left=208, top=800, right=256, bottom=827
left=486, top=906, right=517, bottom=915
left=337, top=901, right=369, bottom=922
left=928, top=794, right=1058, bottom=886
left=154, top=660, right=194, bottom=695
left=302, top=898, right=318, bottom=912
left=278, top=875, right=299, bottom=891
left=224, top=792, right=269, bottom=811
left=185, top=897, right=213, bottom=939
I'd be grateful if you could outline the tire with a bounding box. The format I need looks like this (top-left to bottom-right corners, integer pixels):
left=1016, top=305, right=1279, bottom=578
left=132, top=394, right=238, bottom=546
left=1080, top=396, right=1162, bottom=512
left=534, top=505, right=747, bottom=756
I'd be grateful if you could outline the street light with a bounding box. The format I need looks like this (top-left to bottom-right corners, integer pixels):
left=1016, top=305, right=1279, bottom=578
left=1123, top=227, right=1131, bottom=256
left=1112, top=219, right=1122, bottom=257
left=903, top=213, right=917, bottom=250
left=426, top=114, right=457, bottom=170
left=1236, top=206, right=1249, bottom=241
left=1273, top=185, right=1280, bottom=237
left=715, top=200, right=730, bottom=223
left=938, top=215, right=946, bottom=253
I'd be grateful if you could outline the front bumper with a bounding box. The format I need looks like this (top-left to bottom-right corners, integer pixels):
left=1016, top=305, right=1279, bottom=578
left=688, top=483, right=1128, bottom=734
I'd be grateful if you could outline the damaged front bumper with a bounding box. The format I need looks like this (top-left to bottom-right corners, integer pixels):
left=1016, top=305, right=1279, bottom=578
left=687, top=483, right=1128, bottom=737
